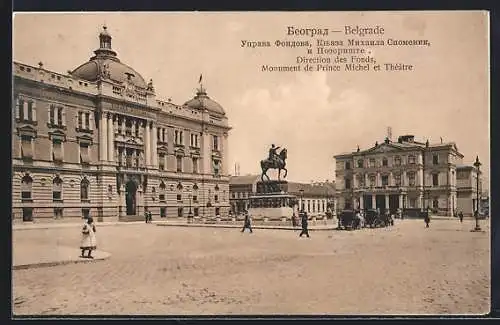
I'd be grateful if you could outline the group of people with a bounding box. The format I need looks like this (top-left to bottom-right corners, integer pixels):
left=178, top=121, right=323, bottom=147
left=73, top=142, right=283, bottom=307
left=241, top=210, right=311, bottom=238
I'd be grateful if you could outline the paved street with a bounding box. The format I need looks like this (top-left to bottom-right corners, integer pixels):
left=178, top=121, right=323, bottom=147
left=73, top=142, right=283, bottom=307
left=13, top=218, right=489, bottom=315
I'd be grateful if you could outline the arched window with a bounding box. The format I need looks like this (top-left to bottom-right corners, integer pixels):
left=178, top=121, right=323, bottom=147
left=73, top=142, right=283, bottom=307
left=21, top=173, right=33, bottom=200
left=53, top=176, right=63, bottom=201
left=80, top=178, right=90, bottom=201
left=193, top=183, right=199, bottom=191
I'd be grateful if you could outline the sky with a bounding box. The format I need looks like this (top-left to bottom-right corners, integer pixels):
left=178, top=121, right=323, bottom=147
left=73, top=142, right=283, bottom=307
left=12, top=11, right=490, bottom=185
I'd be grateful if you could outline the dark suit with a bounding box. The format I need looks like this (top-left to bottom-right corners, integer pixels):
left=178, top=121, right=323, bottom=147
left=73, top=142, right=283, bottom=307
left=299, top=213, right=310, bottom=237
left=241, top=214, right=253, bottom=233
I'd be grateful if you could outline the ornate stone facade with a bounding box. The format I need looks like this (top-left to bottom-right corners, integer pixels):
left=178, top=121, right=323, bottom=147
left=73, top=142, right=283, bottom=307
left=334, top=135, right=481, bottom=217
left=12, top=26, right=231, bottom=223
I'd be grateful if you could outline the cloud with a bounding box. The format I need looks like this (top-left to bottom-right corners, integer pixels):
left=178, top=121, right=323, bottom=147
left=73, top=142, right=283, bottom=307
left=228, top=72, right=372, bottom=182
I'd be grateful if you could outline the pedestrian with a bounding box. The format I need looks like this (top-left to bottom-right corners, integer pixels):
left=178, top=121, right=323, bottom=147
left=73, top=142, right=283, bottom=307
left=291, top=212, right=297, bottom=227
left=144, top=209, right=149, bottom=223
left=299, top=211, right=310, bottom=238
left=424, top=213, right=430, bottom=228
left=80, top=216, right=97, bottom=258
left=148, top=211, right=153, bottom=223
left=459, top=211, right=464, bottom=223
left=241, top=212, right=253, bottom=233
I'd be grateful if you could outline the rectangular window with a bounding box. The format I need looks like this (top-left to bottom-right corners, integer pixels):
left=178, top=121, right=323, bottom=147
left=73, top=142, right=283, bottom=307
left=50, top=105, right=57, bottom=125
left=408, top=172, right=416, bottom=186
left=178, top=207, right=184, bottom=217
left=345, top=178, right=351, bottom=189
left=57, top=107, right=63, bottom=125
left=213, top=135, right=219, bottom=150
left=80, top=144, right=91, bottom=164
left=82, top=208, right=90, bottom=219
left=21, top=191, right=32, bottom=200
left=159, top=194, right=165, bottom=202
left=18, top=98, right=25, bottom=121
left=85, top=112, right=90, bottom=130
left=52, top=140, right=63, bottom=162
left=27, top=101, right=34, bottom=121
left=357, top=159, right=363, bottom=168
left=382, top=175, right=389, bottom=186
left=433, top=154, right=439, bottom=165
left=432, top=173, right=439, bottom=186
left=192, top=157, right=198, bottom=174
left=177, top=194, right=182, bottom=201
left=21, top=136, right=33, bottom=159
left=193, top=195, right=198, bottom=202
left=213, top=159, right=220, bottom=176
left=408, top=156, right=416, bottom=164
left=394, top=174, right=402, bottom=186
left=194, top=207, right=199, bottom=217
left=394, top=156, right=401, bottom=166
left=159, top=153, right=165, bottom=170
left=369, top=159, right=375, bottom=168
left=53, top=191, right=62, bottom=201
left=22, top=208, right=33, bottom=222
left=369, top=175, right=376, bottom=187
left=176, top=156, right=183, bottom=172
left=77, top=112, right=83, bottom=129
left=160, top=207, right=166, bottom=218
left=345, top=161, right=351, bottom=170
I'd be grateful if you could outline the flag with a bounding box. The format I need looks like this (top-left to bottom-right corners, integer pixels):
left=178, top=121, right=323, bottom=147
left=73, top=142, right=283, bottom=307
left=199, top=74, right=203, bottom=84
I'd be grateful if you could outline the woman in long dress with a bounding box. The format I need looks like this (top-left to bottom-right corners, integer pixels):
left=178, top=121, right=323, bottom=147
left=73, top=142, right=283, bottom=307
left=80, top=217, right=97, bottom=258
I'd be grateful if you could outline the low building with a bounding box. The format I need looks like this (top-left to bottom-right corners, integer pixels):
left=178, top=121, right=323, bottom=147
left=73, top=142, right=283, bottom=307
left=229, top=175, right=335, bottom=217
left=334, top=135, right=482, bottom=217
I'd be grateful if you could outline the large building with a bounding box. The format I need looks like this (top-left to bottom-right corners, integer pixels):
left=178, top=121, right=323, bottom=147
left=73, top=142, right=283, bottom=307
left=334, top=135, right=482, bottom=217
left=229, top=175, right=336, bottom=217
left=12, top=26, right=231, bottom=223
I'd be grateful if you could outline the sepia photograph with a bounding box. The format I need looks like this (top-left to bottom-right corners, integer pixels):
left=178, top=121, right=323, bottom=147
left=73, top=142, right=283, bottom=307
left=12, top=11, right=490, bottom=316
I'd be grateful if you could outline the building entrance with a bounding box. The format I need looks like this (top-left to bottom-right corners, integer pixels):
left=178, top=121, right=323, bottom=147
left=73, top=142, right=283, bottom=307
left=376, top=195, right=386, bottom=213
left=126, top=180, right=137, bottom=215
left=389, top=194, right=399, bottom=214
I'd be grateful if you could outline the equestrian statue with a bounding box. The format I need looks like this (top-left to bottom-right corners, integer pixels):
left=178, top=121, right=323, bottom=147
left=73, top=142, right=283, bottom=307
left=260, top=144, right=288, bottom=181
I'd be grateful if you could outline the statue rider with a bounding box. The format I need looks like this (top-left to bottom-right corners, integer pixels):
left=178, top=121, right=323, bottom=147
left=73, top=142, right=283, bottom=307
left=268, top=144, right=281, bottom=165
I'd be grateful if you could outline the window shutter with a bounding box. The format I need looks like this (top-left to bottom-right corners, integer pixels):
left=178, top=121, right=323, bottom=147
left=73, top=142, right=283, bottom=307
left=15, top=97, right=20, bottom=119
left=32, top=101, right=37, bottom=121
left=62, top=108, right=66, bottom=126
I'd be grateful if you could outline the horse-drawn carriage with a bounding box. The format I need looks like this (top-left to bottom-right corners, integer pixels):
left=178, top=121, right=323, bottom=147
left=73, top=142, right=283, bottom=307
left=338, top=210, right=362, bottom=230
left=347, top=209, right=394, bottom=229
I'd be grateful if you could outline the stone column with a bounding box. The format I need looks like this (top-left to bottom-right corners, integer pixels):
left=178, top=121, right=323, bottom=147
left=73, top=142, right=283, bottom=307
left=23, top=101, right=28, bottom=120
left=385, top=194, right=389, bottom=209
left=222, top=133, right=229, bottom=176
left=402, top=171, right=407, bottom=186
left=372, top=195, right=376, bottom=209
left=399, top=194, right=403, bottom=210
left=365, top=173, right=369, bottom=187
left=202, top=131, right=211, bottom=174
left=145, top=121, right=151, bottom=166
left=418, top=192, right=424, bottom=209
left=376, top=172, right=381, bottom=187
left=137, top=120, right=142, bottom=139
left=131, top=118, right=136, bottom=137
left=359, top=195, right=364, bottom=210
left=99, top=112, right=108, bottom=161
left=107, top=113, right=114, bottom=162
left=151, top=124, right=158, bottom=167
left=389, top=172, right=394, bottom=186
left=119, top=184, right=126, bottom=218
left=121, top=117, right=126, bottom=135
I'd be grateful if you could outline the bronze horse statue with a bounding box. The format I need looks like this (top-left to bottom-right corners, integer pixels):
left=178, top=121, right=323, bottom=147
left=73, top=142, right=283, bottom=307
left=260, top=148, right=288, bottom=181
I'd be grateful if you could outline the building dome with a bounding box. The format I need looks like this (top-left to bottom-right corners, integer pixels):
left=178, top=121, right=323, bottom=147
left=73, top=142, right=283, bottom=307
left=70, top=26, right=148, bottom=89
left=184, top=86, right=226, bottom=115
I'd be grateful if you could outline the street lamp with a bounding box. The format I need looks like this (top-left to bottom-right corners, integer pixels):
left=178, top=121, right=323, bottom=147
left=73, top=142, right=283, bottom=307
left=472, top=156, right=481, bottom=232
left=299, top=189, right=304, bottom=213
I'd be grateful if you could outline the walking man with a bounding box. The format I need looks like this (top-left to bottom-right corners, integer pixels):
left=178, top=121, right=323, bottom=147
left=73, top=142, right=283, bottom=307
left=459, top=211, right=464, bottom=223
left=299, top=211, right=310, bottom=238
left=241, top=212, right=253, bottom=233
left=424, top=210, right=431, bottom=228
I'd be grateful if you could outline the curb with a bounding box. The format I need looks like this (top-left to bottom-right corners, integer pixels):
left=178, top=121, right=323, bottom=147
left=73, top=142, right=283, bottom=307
left=13, top=251, right=111, bottom=270
left=13, top=222, right=146, bottom=231
left=156, top=223, right=337, bottom=231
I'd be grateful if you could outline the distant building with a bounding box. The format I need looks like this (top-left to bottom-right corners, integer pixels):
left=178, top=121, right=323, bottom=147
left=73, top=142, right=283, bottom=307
left=334, top=135, right=482, bottom=216
left=229, top=175, right=335, bottom=217
left=12, top=26, right=231, bottom=223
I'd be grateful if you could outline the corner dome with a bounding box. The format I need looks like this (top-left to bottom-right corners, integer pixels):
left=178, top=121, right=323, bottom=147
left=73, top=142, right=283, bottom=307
left=184, top=86, right=225, bottom=115
left=70, top=25, right=148, bottom=89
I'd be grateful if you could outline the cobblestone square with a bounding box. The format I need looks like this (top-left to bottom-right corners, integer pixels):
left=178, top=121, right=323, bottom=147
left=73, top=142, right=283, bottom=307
left=13, top=219, right=490, bottom=315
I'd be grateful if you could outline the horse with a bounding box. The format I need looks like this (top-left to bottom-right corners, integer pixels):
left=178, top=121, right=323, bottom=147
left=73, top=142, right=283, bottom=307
left=260, top=148, right=287, bottom=181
